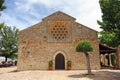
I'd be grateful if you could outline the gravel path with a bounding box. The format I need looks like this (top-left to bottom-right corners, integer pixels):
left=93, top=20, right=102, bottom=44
left=0, top=67, right=120, bottom=80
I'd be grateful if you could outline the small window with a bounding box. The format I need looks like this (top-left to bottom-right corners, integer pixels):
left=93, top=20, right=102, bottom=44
left=57, top=34, right=59, bottom=36
left=58, top=37, right=61, bottom=39
left=55, top=31, right=57, bottom=33
left=53, top=34, right=55, bottom=36
left=55, top=36, right=57, bottom=39
left=55, top=25, right=57, bottom=27
left=60, top=28, right=62, bottom=30
left=51, top=31, right=53, bottom=33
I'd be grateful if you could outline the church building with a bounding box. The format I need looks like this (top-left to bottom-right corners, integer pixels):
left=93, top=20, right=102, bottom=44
left=17, top=11, right=100, bottom=71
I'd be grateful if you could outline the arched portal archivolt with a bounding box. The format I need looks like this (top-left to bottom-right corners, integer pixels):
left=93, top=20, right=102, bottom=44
left=53, top=51, right=67, bottom=70
left=53, top=51, right=67, bottom=60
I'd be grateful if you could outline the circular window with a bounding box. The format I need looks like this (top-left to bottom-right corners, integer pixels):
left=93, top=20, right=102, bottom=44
left=50, top=21, right=69, bottom=40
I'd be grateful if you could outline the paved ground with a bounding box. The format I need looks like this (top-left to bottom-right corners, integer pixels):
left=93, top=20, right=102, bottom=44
left=0, top=66, right=120, bottom=80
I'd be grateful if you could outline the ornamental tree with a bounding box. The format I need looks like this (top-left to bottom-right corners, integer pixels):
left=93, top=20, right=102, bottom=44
left=76, top=40, right=93, bottom=75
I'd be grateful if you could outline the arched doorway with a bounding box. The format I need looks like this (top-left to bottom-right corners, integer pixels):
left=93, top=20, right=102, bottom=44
left=55, top=53, right=65, bottom=70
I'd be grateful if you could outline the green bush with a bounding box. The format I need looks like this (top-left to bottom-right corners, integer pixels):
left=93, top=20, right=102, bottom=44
left=67, top=61, right=71, bottom=67
left=49, top=60, right=53, bottom=67
left=76, top=40, right=93, bottom=52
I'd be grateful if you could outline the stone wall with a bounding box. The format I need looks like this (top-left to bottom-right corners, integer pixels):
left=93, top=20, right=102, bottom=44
left=17, top=39, right=100, bottom=71
left=17, top=11, right=100, bottom=71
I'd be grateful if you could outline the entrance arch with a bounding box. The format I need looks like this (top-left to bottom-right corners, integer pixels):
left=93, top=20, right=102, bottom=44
left=55, top=53, right=65, bottom=70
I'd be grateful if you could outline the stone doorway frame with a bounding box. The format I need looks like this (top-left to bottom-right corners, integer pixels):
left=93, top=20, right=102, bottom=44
left=53, top=51, right=67, bottom=70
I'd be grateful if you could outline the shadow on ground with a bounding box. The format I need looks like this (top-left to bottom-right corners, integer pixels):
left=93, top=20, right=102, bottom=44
left=0, top=70, right=17, bottom=74
left=68, top=70, right=120, bottom=80
left=8, top=70, right=18, bottom=73
left=68, top=74, right=86, bottom=78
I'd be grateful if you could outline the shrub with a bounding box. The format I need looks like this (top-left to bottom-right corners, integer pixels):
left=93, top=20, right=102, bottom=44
left=67, top=61, right=71, bottom=67
left=49, top=60, right=53, bottom=67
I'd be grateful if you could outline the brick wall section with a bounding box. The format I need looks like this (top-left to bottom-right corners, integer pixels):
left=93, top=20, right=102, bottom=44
left=17, top=11, right=100, bottom=71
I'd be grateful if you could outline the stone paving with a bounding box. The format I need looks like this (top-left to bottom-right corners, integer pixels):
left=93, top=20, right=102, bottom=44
left=0, top=66, right=120, bottom=80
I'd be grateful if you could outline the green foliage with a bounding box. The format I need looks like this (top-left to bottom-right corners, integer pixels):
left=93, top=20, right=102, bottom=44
left=0, top=25, right=18, bottom=61
left=98, top=0, right=120, bottom=46
left=0, top=0, right=6, bottom=29
left=99, top=31, right=117, bottom=47
left=67, top=61, right=71, bottom=67
left=0, top=0, right=6, bottom=15
left=76, top=40, right=93, bottom=53
left=0, top=23, right=4, bottom=30
left=98, top=0, right=120, bottom=31
left=48, top=60, right=53, bottom=67
left=0, top=0, right=6, bottom=11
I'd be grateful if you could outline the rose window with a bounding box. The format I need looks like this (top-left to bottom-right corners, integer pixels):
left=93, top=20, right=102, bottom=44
left=50, top=21, right=69, bottom=40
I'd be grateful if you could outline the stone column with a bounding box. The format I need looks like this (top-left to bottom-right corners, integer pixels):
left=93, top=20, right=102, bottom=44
left=100, top=54, right=104, bottom=66
left=109, top=54, right=112, bottom=66
left=101, top=54, right=105, bottom=66
left=116, top=45, right=120, bottom=69
left=103, top=54, right=106, bottom=66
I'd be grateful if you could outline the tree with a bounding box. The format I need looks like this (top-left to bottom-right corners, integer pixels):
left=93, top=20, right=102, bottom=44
left=99, top=31, right=117, bottom=47
left=98, top=0, right=120, bottom=47
left=0, top=0, right=6, bottom=29
left=76, top=40, right=93, bottom=75
left=0, top=0, right=6, bottom=12
left=0, top=23, right=4, bottom=30
left=0, top=25, right=18, bottom=62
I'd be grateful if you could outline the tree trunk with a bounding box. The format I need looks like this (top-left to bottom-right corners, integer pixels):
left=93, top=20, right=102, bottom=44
left=84, top=52, right=92, bottom=75
left=5, top=56, right=8, bottom=62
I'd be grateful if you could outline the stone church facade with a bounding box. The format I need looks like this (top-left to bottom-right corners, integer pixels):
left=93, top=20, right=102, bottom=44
left=17, top=11, right=100, bottom=71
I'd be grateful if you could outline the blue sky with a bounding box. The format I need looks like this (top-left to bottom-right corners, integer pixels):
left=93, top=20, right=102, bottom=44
left=0, top=0, right=102, bottom=31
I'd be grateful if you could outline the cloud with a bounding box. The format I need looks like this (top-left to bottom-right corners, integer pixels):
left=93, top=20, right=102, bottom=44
left=73, top=0, right=102, bottom=31
left=26, top=0, right=62, bottom=7
left=0, top=12, right=28, bottom=30
left=14, top=1, right=31, bottom=12
left=1, top=0, right=102, bottom=31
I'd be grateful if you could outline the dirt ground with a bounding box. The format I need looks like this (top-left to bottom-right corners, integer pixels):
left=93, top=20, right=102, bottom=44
left=0, top=66, right=120, bottom=80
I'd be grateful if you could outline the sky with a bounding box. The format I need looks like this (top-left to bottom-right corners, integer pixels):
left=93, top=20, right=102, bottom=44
left=0, top=0, right=102, bottom=31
